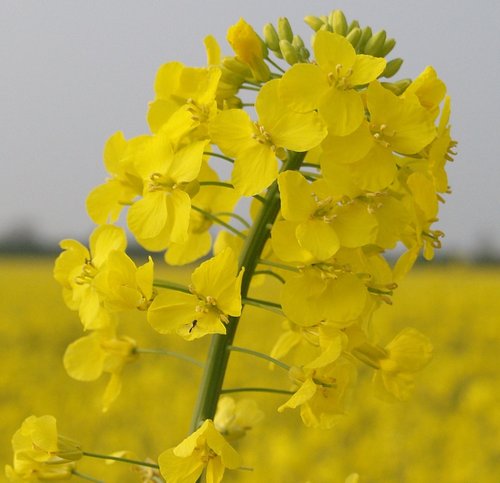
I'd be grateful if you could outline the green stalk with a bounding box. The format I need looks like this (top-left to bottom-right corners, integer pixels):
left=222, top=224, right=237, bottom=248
left=189, top=151, right=305, bottom=432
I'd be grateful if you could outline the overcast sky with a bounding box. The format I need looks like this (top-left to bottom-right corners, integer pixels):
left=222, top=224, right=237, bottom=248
left=1, top=0, right=499, bottom=255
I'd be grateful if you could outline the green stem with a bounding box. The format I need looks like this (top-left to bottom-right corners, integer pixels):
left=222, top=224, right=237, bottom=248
left=253, top=269, right=286, bottom=284
left=257, top=258, right=300, bottom=272
left=153, top=279, right=191, bottom=293
left=240, top=85, right=260, bottom=92
left=199, top=181, right=234, bottom=189
left=220, top=387, right=294, bottom=396
left=72, top=470, right=104, bottom=483
left=136, top=348, right=204, bottom=368
left=266, top=57, right=286, bottom=74
left=227, top=345, right=290, bottom=371
left=203, top=152, right=234, bottom=163
left=243, top=297, right=283, bottom=315
left=189, top=151, right=305, bottom=433
left=212, top=211, right=251, bottom=229
left=191, top=205, right=246, bottom=239
left=82, top=451, right=159, bottom=469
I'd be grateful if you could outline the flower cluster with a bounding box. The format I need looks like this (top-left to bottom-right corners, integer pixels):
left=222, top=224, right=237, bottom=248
left=5, top=416, right=81, bottom=482
left=8, top=8, right=455, bottom=483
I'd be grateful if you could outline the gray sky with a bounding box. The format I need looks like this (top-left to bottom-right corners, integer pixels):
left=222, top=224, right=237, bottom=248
left=1, top=0, right=499, bottom=255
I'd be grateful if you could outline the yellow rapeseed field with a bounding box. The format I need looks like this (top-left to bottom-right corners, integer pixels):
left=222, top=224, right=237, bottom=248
left=1, top=256, right=499, bottom=482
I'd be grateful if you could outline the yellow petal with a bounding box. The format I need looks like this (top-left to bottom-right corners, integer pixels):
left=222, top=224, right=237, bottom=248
left=232, top=143, right=278, bottom=196
left=167, top=189, right=192, bottom=244
left=204, top=35, right=221, bottom=65
left=278, top=171, right=316, bottom=221
left=321, top=121, right=373, bottom=164
left=331, top=202, right=378, bottom=248
left=102, top=373, right=122, bottom=412
left=89, top=225, right=127, bottom=267
left=209, top=109, right=255, bottom=157
left=63, top=334, right=105, bottom=381
left=320, top=274, right=367, bottom=324
left=103, top=131, right=127, bottom=174
left=319, top=88, right=365, bottom=136
left=314, top=31, right=356, bottom=74
left=158, top=449, right=204, bottom=483
left=154, top=61, right=184, bottom=99
left=296, top=220, right=340, bottom=261
left=271, top=220, right=315, bottom=264
left=350, top=54, right=386, bottom=86
left=278, top=378, right=317, bottom=412
left=280, top=63, right=328, bottom=112
left=127, top=192, right=168, bottom=240
left=147, top=291, right=197, bottom=335
left=166, top=231, right=212, bottom=266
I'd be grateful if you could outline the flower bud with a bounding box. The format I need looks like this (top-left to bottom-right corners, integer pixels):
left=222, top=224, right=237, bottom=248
left=364, top=30, right=387, bottom=56
left=263, top=23, right=280, bottom=51
left=347, top=19, right=360, bottom=32
left=382, top=58, right=403, bottom=78
left=279, top=39, right=299, bottom=65
left=277, top=17, right=293, bottom=42
left=357, top=26, right=372, bottom=53
left=346, top=27, right=362, bottom=49
left=380, top=38, right=396, bottom=57
left=329, top=10, right=348, bottom=36
left=222, top=56, right=251, bottom=77
left=381, top=79, right=411, bottom=95
left=304, top=15, right=324, bottom=31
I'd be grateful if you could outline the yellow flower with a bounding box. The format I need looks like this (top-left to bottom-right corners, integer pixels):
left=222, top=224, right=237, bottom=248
left=63, top=329, right=138, bottom=412
left=403, top=66, right=446, bottom=121
left=158, top=419, right=241, bottom=483
left=86, top=131, right=144, bottom=225
left=6, top=415, right=81, bottom=482
left=273, top=171, right=378, bottom=262
left=227, top=18, right=270, bottom=82
left=280, top=264, right=368, bottom=328
left=353, top=328, right=433, bottom=401
left=210, top=78, right=327, bottom=196
left=281, top=30, right=386, bottom=135
left=214, top=397, right=264, bottom=442
left=54, top=225, right=153, bottom=329
left=148, top=248, right=244, bottom=340
left=148, top=61, right=220, bottom=136
left=126, top=133, right=208, bottom=248
left=278, top=359, right=356, bottom=429
left=54, top=225, right=127, bottom=330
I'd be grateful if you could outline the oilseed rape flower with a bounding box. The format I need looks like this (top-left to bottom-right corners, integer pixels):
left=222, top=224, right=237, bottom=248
left=54, top=225, right=126, bottom=330
left=86, top=131, right=143, bottom=226
left=214, top=397, right=264, bottom=441
left=281, top=30, right=386, bottom=135
left=227, top=18, right=270, bottom=82
left=5, top=415, right=81, bottom=482
left=54, top=225, right=153, bottom=330
left=352, top=328, right=433, bottom=401
left=126, top=134, right=208, bottom=248
left=148, top=248, right=243, bottom=340
left=279, top=359, right=357, bottom=429
left=63, top=329, right=138, bottom=411
left=158, top=419, right=241, bottom=483
left=147, top=61, right=220, bottom=136
left=209, top=78, right=327, bottom=196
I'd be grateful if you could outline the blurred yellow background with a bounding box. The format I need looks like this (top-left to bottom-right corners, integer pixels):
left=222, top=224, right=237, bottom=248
left=1, top=257, right=499, bottom=482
